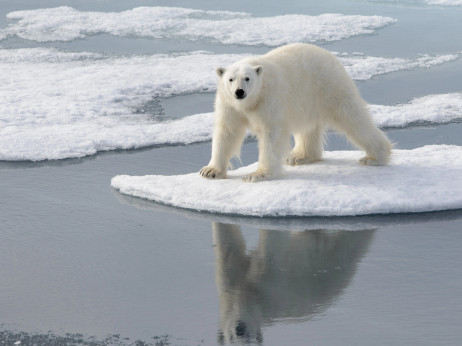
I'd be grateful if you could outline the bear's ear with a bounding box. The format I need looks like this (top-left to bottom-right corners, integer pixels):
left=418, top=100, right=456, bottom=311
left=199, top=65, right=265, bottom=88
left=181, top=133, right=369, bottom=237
left=255, top=65, right=263, bottom=75
left=216, top=67, right=226, bottom=77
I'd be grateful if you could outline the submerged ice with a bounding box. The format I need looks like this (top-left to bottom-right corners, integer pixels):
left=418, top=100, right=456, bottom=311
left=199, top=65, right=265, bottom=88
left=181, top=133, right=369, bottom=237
left=0, top=6, right=397, bottom=45
left=0, top=47, right=461, bottom=161
left=111, top=145, right=462, bottom=217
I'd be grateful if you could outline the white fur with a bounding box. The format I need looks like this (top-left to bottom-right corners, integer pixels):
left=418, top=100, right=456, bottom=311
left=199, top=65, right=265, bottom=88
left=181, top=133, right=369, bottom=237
left=200, top=43, right=392, bottom=182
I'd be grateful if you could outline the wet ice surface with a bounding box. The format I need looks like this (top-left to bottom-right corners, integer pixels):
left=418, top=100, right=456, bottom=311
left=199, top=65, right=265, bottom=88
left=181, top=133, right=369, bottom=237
left=1, top=0, right=462, bottom=345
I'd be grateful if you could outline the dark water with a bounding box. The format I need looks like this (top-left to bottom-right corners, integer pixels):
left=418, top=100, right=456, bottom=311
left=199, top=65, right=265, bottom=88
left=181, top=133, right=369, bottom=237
left=2, top=122, right=462, bottom=345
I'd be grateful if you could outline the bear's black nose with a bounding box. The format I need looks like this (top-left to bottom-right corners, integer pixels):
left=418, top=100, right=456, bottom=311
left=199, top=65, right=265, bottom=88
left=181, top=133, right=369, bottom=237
left=235, top=89, right=245, bottom=99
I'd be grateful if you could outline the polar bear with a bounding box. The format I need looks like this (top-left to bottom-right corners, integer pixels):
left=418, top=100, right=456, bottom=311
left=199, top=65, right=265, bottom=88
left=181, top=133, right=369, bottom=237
left=200, top=43, right=392, bottom=182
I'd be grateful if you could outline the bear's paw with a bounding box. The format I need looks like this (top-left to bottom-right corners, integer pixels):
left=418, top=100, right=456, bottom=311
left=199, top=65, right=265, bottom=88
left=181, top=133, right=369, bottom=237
left=200, top=166, right=226, bottom=179
left=242, top=171, right=269, bottom=183
left=359, top=156, right=385, bottom=166
left=285, top=153, right=320, bottom=166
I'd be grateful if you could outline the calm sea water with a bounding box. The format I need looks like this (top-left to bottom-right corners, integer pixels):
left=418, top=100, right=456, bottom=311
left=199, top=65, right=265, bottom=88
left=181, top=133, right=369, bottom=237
left=1, top=0, right=462, bottom=345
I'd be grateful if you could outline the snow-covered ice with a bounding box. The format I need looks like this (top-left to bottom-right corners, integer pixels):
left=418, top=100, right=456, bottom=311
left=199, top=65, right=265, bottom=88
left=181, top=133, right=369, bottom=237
left=115, top=189, right=461, bottom=231
left=0, top=49, right=240, bottom=161
left=371, top=93, right=462, bottom=127
left=0, top=6, right=397, bottom=45
left=1, top=47, right=461, bottom=161
left=340, top=53, right=461, bottom=81
left=111, top=145, right=462, bottom=217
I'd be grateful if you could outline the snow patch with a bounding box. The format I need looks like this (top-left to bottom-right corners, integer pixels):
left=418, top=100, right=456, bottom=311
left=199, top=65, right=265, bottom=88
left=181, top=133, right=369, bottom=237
left=111, top=145, right=462, bottom=217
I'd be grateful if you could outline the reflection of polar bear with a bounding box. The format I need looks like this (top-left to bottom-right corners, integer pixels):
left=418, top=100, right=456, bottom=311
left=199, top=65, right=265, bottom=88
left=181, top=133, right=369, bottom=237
left=200, top=43, right=392, bottom=182
left=212, top=223, right=374, bottom=344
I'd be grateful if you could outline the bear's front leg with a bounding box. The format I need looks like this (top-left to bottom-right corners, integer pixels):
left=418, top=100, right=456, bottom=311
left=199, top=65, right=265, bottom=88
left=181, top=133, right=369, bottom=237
left=242, top=127, right=289, bottom=183
left=200, top=115, right=247, bottom=180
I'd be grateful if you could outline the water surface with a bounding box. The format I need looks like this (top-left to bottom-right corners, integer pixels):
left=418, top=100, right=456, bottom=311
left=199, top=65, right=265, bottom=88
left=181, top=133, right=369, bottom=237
left=1, top=0, right=462, bottom=345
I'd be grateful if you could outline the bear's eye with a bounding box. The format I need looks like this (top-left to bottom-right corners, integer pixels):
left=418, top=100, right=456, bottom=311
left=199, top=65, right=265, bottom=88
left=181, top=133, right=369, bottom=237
left=229, top=78, right=233, bottom=82
left=245, top=77, right=250, bottom=81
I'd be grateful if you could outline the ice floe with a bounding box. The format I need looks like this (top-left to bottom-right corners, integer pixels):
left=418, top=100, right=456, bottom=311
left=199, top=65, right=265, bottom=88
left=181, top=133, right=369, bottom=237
left=1, top=47, right=461, bottom=161
left=111, top=145, right=462, bottom=217
left=371, top=93, right=462, bottom=127
left=0, top=6, right=396, bottom=45
left=340, top=53, right=461, bottom=81
left=0, top=49, right=239, bottom=160
left=115, top=190, right=462, bottom=231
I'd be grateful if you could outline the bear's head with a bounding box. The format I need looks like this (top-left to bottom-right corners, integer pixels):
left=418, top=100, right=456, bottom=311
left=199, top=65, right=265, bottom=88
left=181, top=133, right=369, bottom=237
left=216, top=63, right=263, bottom=108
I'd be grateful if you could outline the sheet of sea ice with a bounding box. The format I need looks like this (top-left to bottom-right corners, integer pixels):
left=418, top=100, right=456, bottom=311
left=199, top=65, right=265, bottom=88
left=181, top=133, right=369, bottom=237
left=111, top=145, right=462, bottom=217
left=0, top=6, right=397, bottom=45
left=371, top=93, right=462, bottom=127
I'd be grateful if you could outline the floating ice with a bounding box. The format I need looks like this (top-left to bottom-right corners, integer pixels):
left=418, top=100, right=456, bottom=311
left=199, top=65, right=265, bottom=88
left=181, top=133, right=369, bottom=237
left=371, top=93, right=462, bottom=127
left=0, top=48, right=461, bottom=161
left=111, top=145, right=462, bottom=217
left=0, top=6, right=396, bottom=45
left=115, top=189, right=462, bottom=231
left=0, top=49, right=240, bottom=161
left=340, top=53, right=461, bottom=81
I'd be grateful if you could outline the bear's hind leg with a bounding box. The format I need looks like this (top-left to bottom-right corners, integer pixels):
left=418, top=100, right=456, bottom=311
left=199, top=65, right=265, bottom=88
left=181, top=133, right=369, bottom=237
left=285, top=127, right=324, bottom=166
left=349, top=124, right=391, bottom=166
left=332, top=105, right=392, bottom=166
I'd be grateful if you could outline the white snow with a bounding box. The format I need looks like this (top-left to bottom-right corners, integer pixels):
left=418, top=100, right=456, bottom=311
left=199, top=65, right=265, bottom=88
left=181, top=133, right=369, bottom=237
left=0, top=47, right=461, bottom=161
left=0, top=6, right=396, bottom=45
left=111, top=145, right=462, bottom=217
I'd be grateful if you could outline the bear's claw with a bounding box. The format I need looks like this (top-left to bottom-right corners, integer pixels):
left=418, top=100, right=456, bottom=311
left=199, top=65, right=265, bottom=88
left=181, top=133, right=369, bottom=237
left=200, top=166, right=226, bottom=179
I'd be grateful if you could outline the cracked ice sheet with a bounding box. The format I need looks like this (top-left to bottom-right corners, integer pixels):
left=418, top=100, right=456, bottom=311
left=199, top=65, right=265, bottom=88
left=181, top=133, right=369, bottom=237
left=112, top=145, right=462, bottom=217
